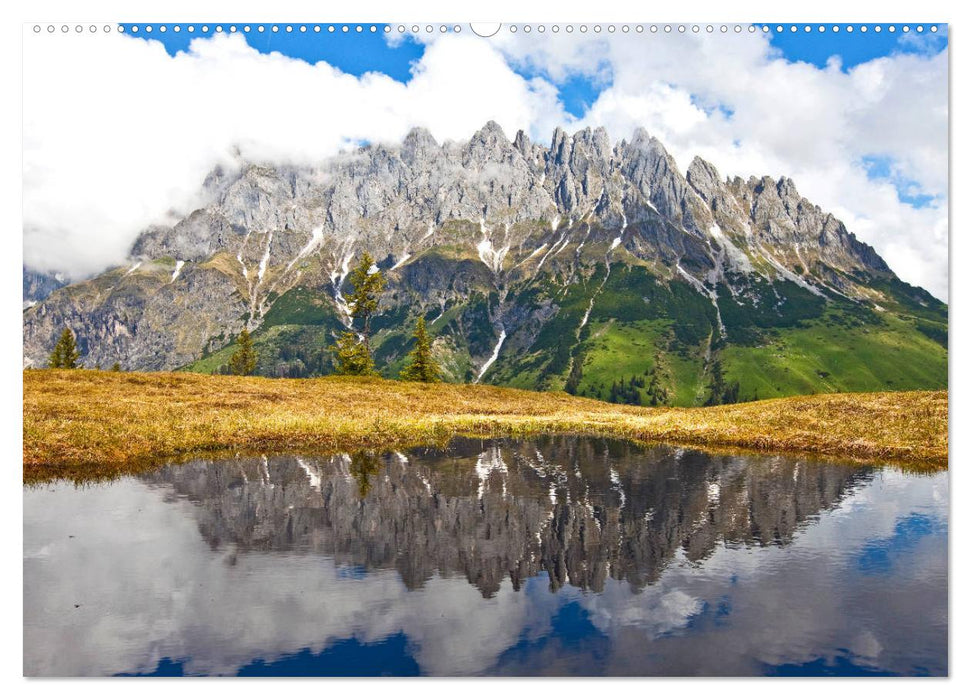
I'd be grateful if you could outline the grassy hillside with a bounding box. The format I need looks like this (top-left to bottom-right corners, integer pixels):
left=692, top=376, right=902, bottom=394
left=24, top=370, right=947, bottom=483
left=176, top=260, right=947, bottom=409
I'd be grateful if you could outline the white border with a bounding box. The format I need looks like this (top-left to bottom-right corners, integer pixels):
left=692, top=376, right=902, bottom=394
left=2, top=0, right=964, bottom=697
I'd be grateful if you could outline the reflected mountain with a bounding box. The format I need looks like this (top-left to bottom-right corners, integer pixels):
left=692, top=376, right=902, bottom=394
left=142, top=438, right=869, bottom=597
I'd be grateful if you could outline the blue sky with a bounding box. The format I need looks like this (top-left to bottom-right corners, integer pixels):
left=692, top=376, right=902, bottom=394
left=124, top=24, right=423, bottom=82
left=861, top=155, right=937, bottom=209
left=765, top=23, right=948, bottom=69
left=123, top=21, right=949, bottom=121
left=26, top=22, right=948, bottom=297
left=122, top=22, right=948, bottom=207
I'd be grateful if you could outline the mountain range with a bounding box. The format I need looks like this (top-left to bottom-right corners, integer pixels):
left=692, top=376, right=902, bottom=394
left=22, top=122, right=947, bottom=406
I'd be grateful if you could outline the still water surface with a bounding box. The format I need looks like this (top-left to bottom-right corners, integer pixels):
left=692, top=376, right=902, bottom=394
left=24, top=437, right=947, bottom=676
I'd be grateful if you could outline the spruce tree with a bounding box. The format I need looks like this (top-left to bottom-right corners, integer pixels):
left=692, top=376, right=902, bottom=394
left=48, top=328, right=80, bottom=369
left=228, top=328, right=258, bottom=376
left=400, top=317, right=440, bottom=382
left=349, top=451, right=380, bottom=498
left=329, top=251, right=384, bottom=376
left=330, top=331, right=375, bottom=376
left=346, top=251, right=385, bottom=354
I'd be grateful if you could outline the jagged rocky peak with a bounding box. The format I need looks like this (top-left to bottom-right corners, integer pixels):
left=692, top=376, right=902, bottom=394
left=685, top=155, right=723, bottom=201
left=22, top=119, right=926, bottom=376
left=400, top=126, right=439, bottom=162
left=512, top=129, right=530, bottom=154
left=464, top=120, right=517, bottom=164
left=570, top=126, right=612, bottom=160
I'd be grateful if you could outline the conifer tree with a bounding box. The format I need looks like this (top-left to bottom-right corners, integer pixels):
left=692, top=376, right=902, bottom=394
left=329, top=251, right=385, bottom=376
left=228, top=328, right=258, bottom=376
left=330, top=331, right=375, bottom=376
left=349, top=451, right=380, bottom=498
left=48, top=328, right=80, bottom=369
left=346, top=251, right=385, bottom=354
left=400, top=317, right=440, bottom=382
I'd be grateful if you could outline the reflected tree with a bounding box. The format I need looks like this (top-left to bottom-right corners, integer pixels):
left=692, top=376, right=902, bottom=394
left=349, top=451, right=381, bottom=499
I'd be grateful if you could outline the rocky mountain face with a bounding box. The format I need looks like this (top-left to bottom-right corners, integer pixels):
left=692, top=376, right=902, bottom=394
left=22, top=123, right=947, bottom=404
left=22, top=267, right=67, bottom=310
left=143, top=438, right=869, bottom=598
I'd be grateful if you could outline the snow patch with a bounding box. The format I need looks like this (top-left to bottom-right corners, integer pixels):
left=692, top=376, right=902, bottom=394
left=676, top=263, right=726, bottom=338
left=514, top=243, right=548, bottom=270
left=285, top=226, right=324, bottom=273
left=610, top=237, right=622, bottom=251
left=578, top=299, right=595, bottom=332
left=391, top=252, right=411, bottom=270
left=709, top=224, right=754, bottom=273
left=474, top=447, right=508, bottom=500
left=535, top=234, right=566, bottom=271
left=330, top=248, right=356, bottom=327
left=475, top=329, right=507, bottom=382
left=257, top=232, right=273, bottom=283
left=675, top=264, right=706, bottom=294
left=296, top=458, right=321, bottom=490
left=124, top=261, right=141, bottom=276
left=170, top=260, right=184, bottom=282
left=758, top=244, right=826, bottom=297
left=236, top=231, right=251, bottom=279
left=477, top=238, right=509, bottom=274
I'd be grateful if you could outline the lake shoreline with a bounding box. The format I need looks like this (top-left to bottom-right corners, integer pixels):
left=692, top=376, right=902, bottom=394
left=23, top=370, right=948, bottom=483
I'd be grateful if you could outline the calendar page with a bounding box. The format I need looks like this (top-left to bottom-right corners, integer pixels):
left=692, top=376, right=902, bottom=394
left=22, top=20, right=948, bottom=678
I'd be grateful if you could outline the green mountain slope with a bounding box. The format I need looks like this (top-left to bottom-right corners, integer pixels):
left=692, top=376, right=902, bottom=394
left=181, top=249, right=947, bottom=408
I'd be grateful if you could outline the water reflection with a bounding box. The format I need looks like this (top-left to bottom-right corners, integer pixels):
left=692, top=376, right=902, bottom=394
left=23, top=437, right=947, bottom=676
left=141, top=439, right=867, bottom=596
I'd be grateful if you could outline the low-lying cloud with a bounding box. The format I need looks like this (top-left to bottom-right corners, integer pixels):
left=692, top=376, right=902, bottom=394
left=23, top=28, right=948, bottom=299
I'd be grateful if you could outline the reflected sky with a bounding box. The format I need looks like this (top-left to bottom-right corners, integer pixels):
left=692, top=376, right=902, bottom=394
left=23, top=438, right=948, bottom=677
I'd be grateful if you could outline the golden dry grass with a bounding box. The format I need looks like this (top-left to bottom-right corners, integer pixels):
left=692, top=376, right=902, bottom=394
left=23, top=370, right=948, bottom=483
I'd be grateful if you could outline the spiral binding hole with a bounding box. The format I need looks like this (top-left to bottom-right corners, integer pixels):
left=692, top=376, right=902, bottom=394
left=35, top=23, right=943, bottom=39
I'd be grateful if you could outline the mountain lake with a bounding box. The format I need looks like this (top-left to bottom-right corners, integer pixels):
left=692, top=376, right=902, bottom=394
left=23, top=437, right=947, bottom=677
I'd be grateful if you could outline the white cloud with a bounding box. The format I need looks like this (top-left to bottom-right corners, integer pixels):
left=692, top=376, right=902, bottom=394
left=22, top=30, right=567, bottom=281
left=24, top=460, right=947, bottom=676
left=491, top=30, right=948, bottom=299
left=23, top=28, right=948, bottom=299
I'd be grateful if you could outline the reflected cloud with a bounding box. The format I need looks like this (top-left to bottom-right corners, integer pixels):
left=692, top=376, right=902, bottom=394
left=23, top=438, right=947, bottom=676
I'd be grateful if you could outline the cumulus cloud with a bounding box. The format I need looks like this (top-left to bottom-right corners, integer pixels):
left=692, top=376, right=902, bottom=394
left=23, top=27, right=948, bottom=299
left=22, top=30, right=567, bottom=282
left=490, top=29, right=949, bottom=299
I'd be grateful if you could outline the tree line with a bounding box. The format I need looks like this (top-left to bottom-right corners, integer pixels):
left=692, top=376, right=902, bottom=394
left=46, top=251, right=442, bottom=383
left=327, top=252, right=439, bottom=382
left=44, top=250, right=739, bottom=404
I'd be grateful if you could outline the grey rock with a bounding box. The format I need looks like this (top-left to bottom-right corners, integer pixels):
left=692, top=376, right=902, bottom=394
left=23, top=123, right=900, bottom=370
